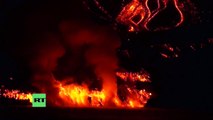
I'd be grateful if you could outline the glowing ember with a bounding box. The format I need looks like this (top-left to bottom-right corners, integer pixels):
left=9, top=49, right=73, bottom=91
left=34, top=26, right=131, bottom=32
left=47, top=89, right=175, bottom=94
left=152, top=39, right=213, bottom=59
left=116, top=71, right=151, bottom=82
left=2, top=89, right=32, bottom=103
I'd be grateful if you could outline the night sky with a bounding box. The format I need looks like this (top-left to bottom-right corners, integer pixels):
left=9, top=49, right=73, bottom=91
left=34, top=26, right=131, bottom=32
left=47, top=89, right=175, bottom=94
left=0, top=0, right=213, bottom=110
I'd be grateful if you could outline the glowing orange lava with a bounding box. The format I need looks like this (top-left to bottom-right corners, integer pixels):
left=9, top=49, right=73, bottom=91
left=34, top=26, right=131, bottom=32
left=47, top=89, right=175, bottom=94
left=116, top=0, right=190, bottom=31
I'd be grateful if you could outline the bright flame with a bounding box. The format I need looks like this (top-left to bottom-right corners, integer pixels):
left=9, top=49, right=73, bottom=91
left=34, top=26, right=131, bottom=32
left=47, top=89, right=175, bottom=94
left=59, top=83, right=106, bottom=107
left=57, top=71, right=151, bottom=108
left=58, top=83, right=151, bottom=108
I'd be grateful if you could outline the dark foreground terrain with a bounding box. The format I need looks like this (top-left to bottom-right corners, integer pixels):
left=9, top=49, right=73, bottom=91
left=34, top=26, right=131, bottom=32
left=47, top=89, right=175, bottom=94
left=0, top=107, right=213, bottom=120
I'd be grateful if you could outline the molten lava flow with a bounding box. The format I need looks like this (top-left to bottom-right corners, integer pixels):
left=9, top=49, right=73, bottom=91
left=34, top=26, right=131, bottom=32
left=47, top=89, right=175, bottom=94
left=116, top=0, right=191, bottom=31
left=57, top=70, right=151, bottom=108
left=84, top=0, right=194, bottom=32
left=2, top=89, right=32, bottom=103
left=116, top=0, right=147, bottom=32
